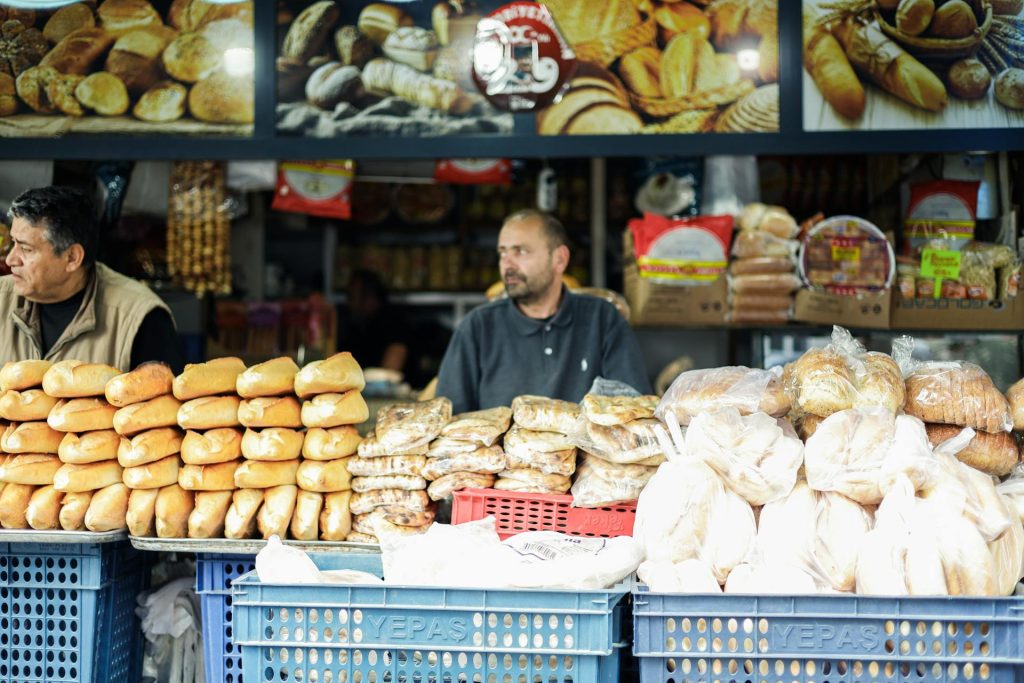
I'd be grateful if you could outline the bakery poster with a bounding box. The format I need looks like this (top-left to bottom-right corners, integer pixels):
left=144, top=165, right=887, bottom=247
left=0, top=1, right=255, bottom=138
left=536, top=0, right=781, bottom=135
left=803, top=1, right=1024, bottom=131
left=276, top=0, right=514, bottom=137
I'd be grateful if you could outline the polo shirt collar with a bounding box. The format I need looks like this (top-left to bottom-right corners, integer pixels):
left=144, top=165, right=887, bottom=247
left=508, top=286, right=575, bottom=336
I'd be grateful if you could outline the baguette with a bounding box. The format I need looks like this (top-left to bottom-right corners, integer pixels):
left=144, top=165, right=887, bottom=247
left=118, top=428, right=183, bottom=467
left=0, top=454, right=63, bottom=485
left=302, top=426, right=362, bottom=461
left=236, top=357, right=299, bottom=398
left=290, top=489, right=323, bottom=541
left=26, top=485, right=62, bottom=530
left=54, top=460, right=124, bottom=493
left=42, top=360, right=121, bottom=398
left=60, top=430, right=121, bottom=464
left=296, top=458, right=352, bottom=493
left=0, top=483, right=34, bottom=528
left=85, top=482, right=129, bottom=532
left=319, top=490, right=352, bottom=540
left=178, top=460, right=240, bottom=491
left=105, top=362, right=175, bottom=407
left=258, top=484, right=298, bottom=539
left=127, top=488, right=158, bottom=536
left=2, top=421, right=63, bottom=454
left=802, top=13, right=865, bottom=120
left=181, top=428, right=242, bottom=465
left=188, top=490, right=233, bottom=538
left=234, top=459, right=299, bottom=489
left=177, top=395, right=241, bottom=430
left=238, top=397, right=302, bottom=429
left=362, top=58, right=476, bottom=114
left=224, top=488, right=263, bottom=539
left=240, top=428, right=304, bottom=462
left=59, top=491, right=93, bottom=531
left=173, top=357, right=246, bottom=400
left=0, top=389, right=58, bottom=421
left=300, top=391, right=369, bottom=428
left=0, top=360, right=52, bottom=391
left=155, top=483, right=194, bottom=538
left=123, top=454, right=181, bottom=490
left=113, top=394, right=182, bottom=436
left=47, top=398, right=118, bottom=433
left=294, top=352, right=365, bottom=398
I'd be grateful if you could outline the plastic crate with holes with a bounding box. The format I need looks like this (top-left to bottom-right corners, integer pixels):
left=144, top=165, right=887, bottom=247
left=231, top=552, right=629, bottom=682
left=0, top=541, right=148, bottom=683
left=196, top=553, right=257, bottom=683
left=451, top=487, right=636, bottom=539
left=632, top=587, right=1024, bottom=683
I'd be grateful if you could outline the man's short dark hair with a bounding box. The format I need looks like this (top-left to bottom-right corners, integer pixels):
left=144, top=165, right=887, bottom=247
left=8, top=186, right=98, bottom=266
left=503, top=209, right=569, bottom=250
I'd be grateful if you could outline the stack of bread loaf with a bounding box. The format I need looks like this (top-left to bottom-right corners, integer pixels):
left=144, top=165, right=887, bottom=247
left=568, top=394, right=664, bottom=508
left=421, top=407, right=510, bottom=501
left=497, top=396, right=579, bottom=495
left=349, top=397, right=451, bottom=543
left=728, top=203, right=802, bottom=325
left=106, top=363, right=184, bottom=537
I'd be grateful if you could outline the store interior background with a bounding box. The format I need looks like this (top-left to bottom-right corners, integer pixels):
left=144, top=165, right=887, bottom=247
left=1, top=151, right=1019, bottom=400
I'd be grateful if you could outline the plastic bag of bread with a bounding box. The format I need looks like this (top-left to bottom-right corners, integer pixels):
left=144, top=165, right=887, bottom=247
left=739, top=203, right=800, bottom=239
left=496, top=468, right=571, bottom=492
left=347, top=455, right=425, bottom=478
left=503, top=445, right=575, bottom=476
left=750, top=480, right=831, bottom=592
left=580, top=394, right=658, bottom=426
left=988, top=506, right=1024, bottom=596
left=813, top=490, right=874, bottom=592
left=899, top=354, right=1012, bottom=434
left=351, top=474, right=427, bottom=493
left=420, top=446, right=505, bottom=480
left=375, top=397, right=452, bottom=452
left=511, top=395, right=581, bottom=434
left=702, top=483, right=757, bottom=584
left=637, top=558, right=722, bottom=594
left=724, top=562, right=820, bottom=595
left=503, top=424, right=575, bottom=453
left=685, top=408, right=803, bottom=506
left=997, top=463, right=1024, bottom=524
left=728, top=256, right=795, bottom=276
left=925, top=424, right=1018, bottom=477
left=427, top=471, right=496, bottom=501
left=729, top=273, right=802, bottom=294
left=569, top=454, right=656, bottom=508
left=440, top=407, right=512, bottom=446
left=569, top=416, right=663, bottom=465
left=493, top=478, right=569, bottom=494
left=350, top=489, right=430, bottom=515
left=1007, top=377, right=1024, bottom=432
left=656, top=366, right=790, bottom=426
left=732, top=230, right=799, bottom=260
left=357, top=431, right=429, bottom=457
left=427, top=437, right=484, bottom=458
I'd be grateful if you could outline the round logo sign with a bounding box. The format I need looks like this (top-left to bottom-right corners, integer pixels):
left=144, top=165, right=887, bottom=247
left=471, top=2, right=577, bottom=112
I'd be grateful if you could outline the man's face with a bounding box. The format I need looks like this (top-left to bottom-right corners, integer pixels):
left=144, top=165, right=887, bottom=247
left=498, top=218, right=561, bottom=304
left=6, top=217, right=73, bottom=301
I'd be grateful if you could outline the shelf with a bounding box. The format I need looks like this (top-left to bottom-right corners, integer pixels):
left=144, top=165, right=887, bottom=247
left=330, top=291, right=488, bottom=306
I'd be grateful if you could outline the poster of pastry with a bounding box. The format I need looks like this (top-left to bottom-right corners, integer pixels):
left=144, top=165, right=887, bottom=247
left=0, top=1, right=255, bottom=138
left=535, top=0, right=780, bottom=135
left=803, top=0, right=1024, bottom=131
left=276, top=1, right=514, bottom=137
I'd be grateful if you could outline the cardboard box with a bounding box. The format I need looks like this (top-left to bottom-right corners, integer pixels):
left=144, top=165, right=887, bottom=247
left=624, top=263, right=729, bottom=326
left=889, top=294, right=1024, bottom=331
left=794, top=289, right=891, bottom=330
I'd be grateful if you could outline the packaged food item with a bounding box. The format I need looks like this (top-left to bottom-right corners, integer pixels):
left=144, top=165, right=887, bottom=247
left=375, top=398, right=452, bottom=452
left=904, top=180, right=979, bottom=256
left=439, top=407, right=512, bottom=446
left=799, top=215, right=895, bottom=294
left=732, top=230, right=799, bottom=260
left=569, top=454, right=656, bottom=508
left=511, top=395, right=581, bottom=434
left=628, top=213, right=734, bottom=285
left=656, top=366, right=790, bottom=426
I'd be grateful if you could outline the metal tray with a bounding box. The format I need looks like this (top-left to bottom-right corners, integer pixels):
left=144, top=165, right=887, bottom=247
left=129, top=536, right=379, bottom=555
left=0, top=529, right=128, bottom=544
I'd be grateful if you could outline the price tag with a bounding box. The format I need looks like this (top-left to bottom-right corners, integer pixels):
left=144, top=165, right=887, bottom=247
left=831, top=245, right=861, bottom=262
left=920, top=249, right=962, bottom=299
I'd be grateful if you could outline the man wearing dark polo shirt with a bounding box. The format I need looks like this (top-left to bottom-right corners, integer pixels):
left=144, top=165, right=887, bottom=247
left=436, top=209, right=651, bottom=413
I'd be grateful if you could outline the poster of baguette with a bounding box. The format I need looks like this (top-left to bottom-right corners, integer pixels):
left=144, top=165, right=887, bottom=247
left=276, top=1, right=513, bottom=137
left=535, top=0, right=780, bottom=135
left=0, top=1, right=255, bottom=138
left=803, top=0, right=1024, bottom=130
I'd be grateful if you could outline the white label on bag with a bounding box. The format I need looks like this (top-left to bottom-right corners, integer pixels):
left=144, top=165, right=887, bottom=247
left=507, top=536, right=607, bottom=561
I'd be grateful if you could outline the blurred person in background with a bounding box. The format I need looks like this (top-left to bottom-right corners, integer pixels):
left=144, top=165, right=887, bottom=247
left=338, top=268, right=410, bottom=375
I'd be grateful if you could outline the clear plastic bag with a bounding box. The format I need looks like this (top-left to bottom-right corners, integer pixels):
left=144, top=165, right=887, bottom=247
left=375, top=398, right=453, bottom=453
left=655, top=366, right=790, bottom=426
left=503, top=424, right=575, bottom=453
left=580, top=394, right=659, bottom=426
left=996, top=463, right=1024, bottom=524
left=568, top=415, right=663, bottom=465
left=638, top=559, right=721, bottom=594
left=420, top=446, right=506, bottom=480
left=988, top=502, right=1024, bottom=596
left=731, top=230, right=800, bottom=259
left=439, top=407, right=512, bottom=447
left=504, top=446, right=576, bottom=476
left=569, top=454, right=656, bottom=508
left=511, top=396, right=581, bottom=434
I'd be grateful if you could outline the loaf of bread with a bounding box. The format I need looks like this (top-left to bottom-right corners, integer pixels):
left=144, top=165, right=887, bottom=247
left=177, top=395, right=241, bottom=430
left=302, top=426, right=361, bottom=461
left=305, top=61, right=363, bottom=110
left=113, top=395, right=182, bottom=436
left=162, top=32, right=222, bottom=83
left=240, top=428, right=304, bottom=462
left=43, top=361, right=121, bottom=398
left=658, top=366, right=791, bottom=425
left=258, top=484, right=298, bottom=539
left=0, top=389, right=59, bottom=422
left=181, top=428, right=242, bottom=465
left=155, top=483, right=194, bottom=538
left=59, top=491, right=93, bottom=531
left=0, top=360, right=52, bottom=391
left=1008, top=378, right=1024, bottom=432
left=0, top=483, right=34, bottom=528
left=133, top=80, right=187, bottom=122
left=75, top=71, right=130, bottom=116
left=104, top=26, right=177, bottom=96
left=353, top=474, right=427, bottom=493
left=236, top=357, right=300, bottom=398
left=234, top=459, right=300, bottom=489
left=48, top=398, right=118, bottom=433
left=382, top=26, right=439, bottom=71
left=319, top=489, right=352, bottom=540
left=123, top=454, right=181, bottom=489
left=925, top=424, right=1019, bottom=477
left=170, top=0, right=253, bottom=31
left=187, top=490, right=233, bottom=538
left=127, top=487, right=158, bottom=536
left=0, top=454, right=63, bottom=486
left=40, top=28, right=116, bottom=75
left=620, top=46, right=662, bottom=97
left=238, top=397, right=302, bottom=429
left=361, top=58, right=476, bottom=114
left=295, top=352, right=365, bottom=398
left=44, top=3, right=97, bottom=44
left=296, top=458, right=352, bottom=493
left=97, top=0, right=162, bottom=37
left=350, top=489, right=430, bottom=515
left=173, top=357, right=246, bottom=400
left=47, top=72, right=86, bottom=116
left=905, top=362, right=1012, bottom=433
left=300, top=391, right=369, bottom=428
left=85, top=482, right=129, bottom=531
left=105, top=362, right=175, bottom=407
left=291, top=489, right=323, bottom=541
left=358, top=2, right=413, bottom=44
left=118, top=428, right=183, bottom=468
left=224, top=488, right=262, bottom=539
left=178, top=459, right=240, bottom=491
left=54, top=460, right=124, bottom=493
left=26, top=485, right=62, bottom=530
left=2, top=421, right=63, bottom=454
left=282, top=0, right=341, bottom=62
left=59, top=430, right=121, bottom=464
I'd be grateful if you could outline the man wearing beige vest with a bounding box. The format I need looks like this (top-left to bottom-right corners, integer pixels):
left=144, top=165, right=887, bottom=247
left=0, top=185, right=183, bottom=372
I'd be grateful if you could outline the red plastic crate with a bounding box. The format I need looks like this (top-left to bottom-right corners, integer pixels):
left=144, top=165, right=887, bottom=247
left=451, top=488, right=636, bottom=539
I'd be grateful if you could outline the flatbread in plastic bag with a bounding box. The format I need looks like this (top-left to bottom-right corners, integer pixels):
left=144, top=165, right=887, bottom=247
left=504, top=424, right=575, bottom=453
left=497, top=468, right=571, bottom=492
left=428, top=437, right=483, bottom=458
left=656, top=366, right=790, bottom=426
left=570, top=416, right=663, bottom=465
left=375, top=398, right=452, bottom=453
left=997, top=463, right=1024, bottom=524
left=988, top=503, right=1024, bottom=596
left=347, top=455, right=426, bottom=477
left=581, top=394, right=659, bottom=426
left=440, top=407, right=512, bottom=446
left=569, top=454, right=656, bottom=508
left=420, top=446, right=507, bottom=480
left=357, top=431, right=429, bottom=457
left=511, top=395, right=581, bottom=434
left=504, top=446, right=576, bottom=476
left=427, top=472, right=496, bottom=501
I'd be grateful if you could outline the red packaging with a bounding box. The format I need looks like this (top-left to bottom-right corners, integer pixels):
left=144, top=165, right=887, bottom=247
left=904, top=180, right=980, bottom=256
left=434, top=159, right=512, bottom=185
left=628, top=213, right=733, bottom=284
left=272, top=160, right=355, bottom=219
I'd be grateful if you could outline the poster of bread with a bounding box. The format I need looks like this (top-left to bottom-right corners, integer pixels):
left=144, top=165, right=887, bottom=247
left=535, top=0, right=780, bottom=135
left=276, top=0, right=514, bottom=137
left=803, top=0, right=1024, bottom=130
left=0, top=0, right=254, bottom=138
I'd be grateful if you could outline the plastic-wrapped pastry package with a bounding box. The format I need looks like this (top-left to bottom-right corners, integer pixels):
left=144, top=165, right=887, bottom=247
left=569, top=454, right=657, bottom=508
left=439, top=407, right=512, bottom=446
left=510, top=395, right=581, bottom=434
left=655, top=366, right=790, bottom=426
left=375, top=397, right=453, bottom=453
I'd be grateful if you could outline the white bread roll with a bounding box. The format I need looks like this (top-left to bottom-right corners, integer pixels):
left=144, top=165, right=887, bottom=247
left=2, top=421, right=64, bottom=454
left=181, top=428, right=242, bottom=465
left=173, top=357, right=246, bottom=400
left=0, top=360, right=53, bottom=391
left=0, top=454, right=62, bottom=485
left=320, top=490, right=353, bottom=540
left=177, top=395, right=241, bottom=430
left=300, top=391, right=369, bottom=428
left=59, top=491, right=92, bottom=530
left=59, top=430, right=121, bottom=464
left=258, top=484, right=297, bottom=538
left=54, top=460, right=124, bottom=493
left=127, top=487, right=158, bottom=536
left=240, top=428, right=303, bottom=462
left=123, top=454, right=181, bottom=489
left=224, top=488, right=263, bottom=539
left=291, top=489, right=323, bottom=541
left=85, top=482, right=129, bottom=531
left=113, top=394, right=182, bottom=436
left=238, top=396, right=302, bottom=429
left=236, top=357, right=299, bottom=398
left=155, top=483, right=194, bottom=538
left=118, top=428, right=184, bottom=467
left=47, top=398, right=118, bottom=432
left=295, top=352, right=365, bottom=398
left=296, top=458, right=352, bottom=493
left=178, top=459, right=240, bottom=491
left=235, top=459, right=299, bottom=489
left=302, top=426, right=362, bottom=460
left=26, top=485, right=62, bottom=530
left=42, top=360, right=121, bottom=398
left=0, top=389, right=59, bottom=421
left=188, top=490, right=233, bottom=538
left=105, top=362, right=174, bottom=407
left=0, top=483, right=34, bottom=528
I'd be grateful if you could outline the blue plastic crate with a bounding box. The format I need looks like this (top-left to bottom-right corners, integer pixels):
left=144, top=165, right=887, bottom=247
left=0, top=541, right=147, bottom=683
left=196, top=554, right=258, bottom=683
left=232, top=553, right=628, bottom=682
left=632, top=585, right=1024, bottom=683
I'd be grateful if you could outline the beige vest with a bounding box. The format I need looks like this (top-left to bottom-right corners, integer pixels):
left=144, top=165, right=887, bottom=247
left=0, top=263, right=172, bottom=371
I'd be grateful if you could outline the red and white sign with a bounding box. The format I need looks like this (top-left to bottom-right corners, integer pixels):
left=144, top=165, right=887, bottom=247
left=434, top=159, right=512, bottom=185
left=272, top=160, right=355, bottom=219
